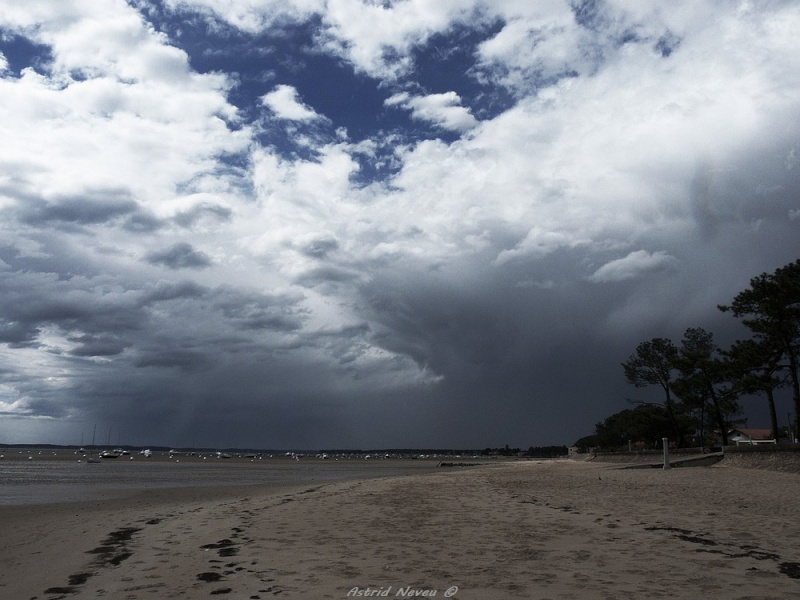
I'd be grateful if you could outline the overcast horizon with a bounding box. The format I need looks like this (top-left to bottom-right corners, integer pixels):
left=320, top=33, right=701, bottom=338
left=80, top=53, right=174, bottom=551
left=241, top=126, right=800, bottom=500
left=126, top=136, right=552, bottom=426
left=1, top=1, right=799, bottom=450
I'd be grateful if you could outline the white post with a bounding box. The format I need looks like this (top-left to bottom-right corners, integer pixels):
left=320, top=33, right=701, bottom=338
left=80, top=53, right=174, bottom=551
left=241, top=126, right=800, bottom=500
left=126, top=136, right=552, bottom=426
left=662, top=437, right=670, bottom=470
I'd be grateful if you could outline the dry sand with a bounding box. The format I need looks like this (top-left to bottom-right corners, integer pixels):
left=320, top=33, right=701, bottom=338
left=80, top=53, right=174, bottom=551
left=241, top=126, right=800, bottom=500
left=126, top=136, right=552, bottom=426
left=2, top=459, right=799, bottom=600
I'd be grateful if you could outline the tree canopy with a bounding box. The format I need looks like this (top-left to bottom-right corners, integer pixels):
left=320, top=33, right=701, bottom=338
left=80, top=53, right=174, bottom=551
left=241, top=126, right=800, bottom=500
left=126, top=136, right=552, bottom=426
left=622, top=338, right=686, bottom=446
left=604, top=259, right=800, bottom=450
left=719, top=259, right=800, bottom=440
left=673, top=327, right=740, bottom=446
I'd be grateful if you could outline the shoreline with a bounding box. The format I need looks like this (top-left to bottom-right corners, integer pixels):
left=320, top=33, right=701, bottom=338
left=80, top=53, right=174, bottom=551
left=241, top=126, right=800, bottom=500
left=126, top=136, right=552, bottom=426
left=0, top=454, right=452, bottom=507
left=2, top=460, right=799, bottom=599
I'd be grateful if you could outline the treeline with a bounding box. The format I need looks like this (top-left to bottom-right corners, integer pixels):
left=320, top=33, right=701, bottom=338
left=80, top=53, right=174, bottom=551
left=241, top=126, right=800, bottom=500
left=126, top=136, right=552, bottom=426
left=482, top=445, right=568, bottom=457
left=577, top=259, right=800, bottom=451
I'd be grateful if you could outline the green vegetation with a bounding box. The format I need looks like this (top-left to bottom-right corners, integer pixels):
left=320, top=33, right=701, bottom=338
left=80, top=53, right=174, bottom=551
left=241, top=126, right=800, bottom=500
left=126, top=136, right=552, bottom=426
left=481, top=445, right=568, bottom=458
left=719, top=259, right=800, bottom=445
left=585, top=259, right=800, bottom=451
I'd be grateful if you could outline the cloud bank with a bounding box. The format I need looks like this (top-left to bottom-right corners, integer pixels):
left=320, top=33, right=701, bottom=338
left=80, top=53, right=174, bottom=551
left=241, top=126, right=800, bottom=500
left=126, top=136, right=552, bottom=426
left=0, top=0, right=798, bottom=449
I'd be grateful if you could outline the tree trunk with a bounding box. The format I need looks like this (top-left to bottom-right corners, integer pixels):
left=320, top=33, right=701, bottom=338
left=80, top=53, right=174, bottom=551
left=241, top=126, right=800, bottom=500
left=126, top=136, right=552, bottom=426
left=664, top=387, right=686, bottom=447
left=709, top=386, right=728, bottom=446
left=788, top=347, right=800, bottom=443
left=698, top=402, right=705, bottom=448
left=766, top=387, right=779, bottom=441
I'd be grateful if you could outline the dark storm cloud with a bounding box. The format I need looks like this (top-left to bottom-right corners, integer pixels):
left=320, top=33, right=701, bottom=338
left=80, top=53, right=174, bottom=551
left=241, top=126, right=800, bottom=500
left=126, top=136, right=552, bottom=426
left=350, top=221, right=800, bottom=446
left=172, top=202, right=233, bottom=228
left=140, top=280, right=209, bottom=304
left=4, top=291, right=94, bottom=324
left=305, top=322, right=372, bottom=367
left=220, top=308, right=304, bottom=332
left=300, top=236, right=339, bottom=258
left=0, top=272, right=207, bottom=367
left=19, top=194, right=138, bottom=226
left=2, top=1, right=799, bottom=450
left=690, top=162, right=723, bottom=240
left=65, top=353, right=358, bottom=449
left=145, top=242, right=213, bottom=269
left=134, top=348, right=211, bottom=372
left=210, top=285, right=307, bottom=331
left=123, top=210, right=167, bottom=233
left=67, top=333, right=127, bottom=357
left=0, top=319, right=39, bottom=347
left=0, top=269, right=155, bottom=337
left=294, top=266, right=362, bottom=288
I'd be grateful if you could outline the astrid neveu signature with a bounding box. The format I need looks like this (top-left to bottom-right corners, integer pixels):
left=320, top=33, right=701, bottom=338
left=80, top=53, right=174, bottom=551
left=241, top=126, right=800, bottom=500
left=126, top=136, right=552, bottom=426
left=347, top=585, right=459, bottom=598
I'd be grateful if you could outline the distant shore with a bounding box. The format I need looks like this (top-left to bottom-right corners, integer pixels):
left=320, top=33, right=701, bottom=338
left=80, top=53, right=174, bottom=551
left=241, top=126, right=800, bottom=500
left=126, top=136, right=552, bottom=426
left=2, top=456, right=799, bottom=599
left=0, top=445, right=494, bottom=459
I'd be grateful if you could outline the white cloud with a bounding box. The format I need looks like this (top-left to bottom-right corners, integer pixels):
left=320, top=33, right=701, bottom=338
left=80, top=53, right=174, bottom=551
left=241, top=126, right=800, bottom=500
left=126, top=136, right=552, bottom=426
left=261, top=84, right=320, bottom=121
left=589, top=250, right=679, bottom=283
left=386, top=91, right=478, bottom=132
left=2, top=0, right=800, bottom=447
left=170, top=0, right=481, bottom=80
left=369, top=1, right=800, bottom=268
left=475, top=7, right=586, bottom=91
left=495, top=229, right=590, bottom=265
left=0, top=0, right=246, bottom=210
left=318, top=0, right=478, bottom=79
left=69, top=0, right=794, bottom=284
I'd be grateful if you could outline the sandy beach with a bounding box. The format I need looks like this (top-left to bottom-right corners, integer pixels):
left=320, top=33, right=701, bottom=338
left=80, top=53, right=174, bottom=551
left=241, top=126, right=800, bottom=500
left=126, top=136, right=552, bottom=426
left=2, top=457, right=799, bottom=600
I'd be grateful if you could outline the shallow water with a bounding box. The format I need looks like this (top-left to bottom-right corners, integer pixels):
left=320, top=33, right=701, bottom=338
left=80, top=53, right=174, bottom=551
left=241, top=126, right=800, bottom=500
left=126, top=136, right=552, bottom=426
left=0, top=451, right=442, bottom=506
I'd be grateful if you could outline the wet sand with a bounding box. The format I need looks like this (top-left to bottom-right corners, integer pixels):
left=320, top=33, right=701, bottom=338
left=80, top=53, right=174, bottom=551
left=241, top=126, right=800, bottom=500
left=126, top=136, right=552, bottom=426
left=1, top=459, right=799, bottom=599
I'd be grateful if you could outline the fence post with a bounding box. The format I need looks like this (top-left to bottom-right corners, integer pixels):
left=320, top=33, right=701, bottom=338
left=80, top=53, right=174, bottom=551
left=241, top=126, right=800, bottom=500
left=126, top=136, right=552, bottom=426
left=662, top=437, right=670, bottom=470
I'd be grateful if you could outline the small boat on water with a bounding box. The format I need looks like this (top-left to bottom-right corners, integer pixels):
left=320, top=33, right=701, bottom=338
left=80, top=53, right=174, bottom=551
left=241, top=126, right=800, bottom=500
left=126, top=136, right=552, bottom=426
left=99, top=450, right=122, bottom=459
left=85, top=425, right=102, bottom=464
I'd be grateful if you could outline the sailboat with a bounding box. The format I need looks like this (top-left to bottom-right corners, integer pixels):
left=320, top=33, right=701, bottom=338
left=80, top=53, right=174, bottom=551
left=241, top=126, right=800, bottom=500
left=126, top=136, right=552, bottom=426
left=86, top=425, right=101, bottom=464
left=99, top=427, right=123, bottom=458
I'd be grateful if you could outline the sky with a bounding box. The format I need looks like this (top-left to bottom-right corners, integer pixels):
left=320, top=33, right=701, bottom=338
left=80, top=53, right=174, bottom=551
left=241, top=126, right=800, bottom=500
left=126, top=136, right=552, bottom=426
left=1, top=0, right=799, bottom=450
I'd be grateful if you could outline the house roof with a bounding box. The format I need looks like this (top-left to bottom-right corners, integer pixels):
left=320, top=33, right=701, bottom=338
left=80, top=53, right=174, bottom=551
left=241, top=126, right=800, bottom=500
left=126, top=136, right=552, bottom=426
left=729, top=428, right=774, bottom=440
